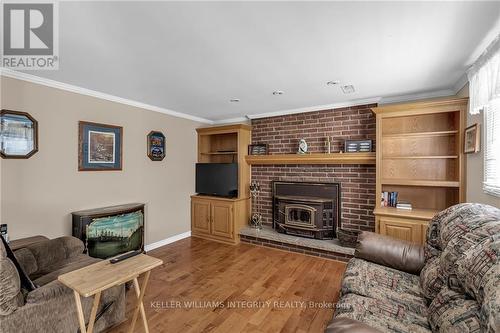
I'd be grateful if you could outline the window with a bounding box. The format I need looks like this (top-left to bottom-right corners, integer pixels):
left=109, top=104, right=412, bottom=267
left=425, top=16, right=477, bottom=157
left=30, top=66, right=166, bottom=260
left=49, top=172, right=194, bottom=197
left=484, top=99, right=500, bottom=197
left=467, top=35, right=500, bottom=197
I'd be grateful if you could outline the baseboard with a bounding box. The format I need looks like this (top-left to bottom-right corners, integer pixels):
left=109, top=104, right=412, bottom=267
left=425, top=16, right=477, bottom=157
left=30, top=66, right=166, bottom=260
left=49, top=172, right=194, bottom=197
left=144, top=231, right=191, bottom=251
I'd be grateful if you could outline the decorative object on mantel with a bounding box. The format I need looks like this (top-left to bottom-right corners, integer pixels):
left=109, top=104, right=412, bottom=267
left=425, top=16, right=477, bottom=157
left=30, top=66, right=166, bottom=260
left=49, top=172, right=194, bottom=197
left=298, top=138, right=308, bottom=154
left=147, top=131, right=166, bottom=161
left=344, top=139, right=372, bottom=153
left=337, top=229, right=360, bottom=248
left=249, top=181, right=263, bottom=229
left=79, top=121, right=123, bottom=171
left=0, top=109, right=38, bottom=159
left=325, top=136, right=332, bottom=154
left=464, top=123, right=480, bottom=154
left=248, top=143, right=268, bottom=155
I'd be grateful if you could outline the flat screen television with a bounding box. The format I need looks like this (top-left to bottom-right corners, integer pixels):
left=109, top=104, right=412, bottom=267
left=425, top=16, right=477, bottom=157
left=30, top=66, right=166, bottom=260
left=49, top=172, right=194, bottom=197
left=196, top=163, right=238, bottom=198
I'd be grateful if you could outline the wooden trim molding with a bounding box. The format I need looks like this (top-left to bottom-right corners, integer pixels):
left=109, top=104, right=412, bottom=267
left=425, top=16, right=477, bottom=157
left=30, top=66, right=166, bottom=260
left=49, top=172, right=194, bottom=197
left=245, top=152, right=375, bottom=165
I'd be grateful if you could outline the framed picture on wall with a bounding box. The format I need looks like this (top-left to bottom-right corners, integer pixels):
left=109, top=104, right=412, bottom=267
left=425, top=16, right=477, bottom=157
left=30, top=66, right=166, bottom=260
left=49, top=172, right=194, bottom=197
left=147, top=131, right=166, bottom=161
left=464, top=123, right=480, bottom=154
left=0, top=110, right=38, bottom=159
left=78, top=121, right=123, bottom=171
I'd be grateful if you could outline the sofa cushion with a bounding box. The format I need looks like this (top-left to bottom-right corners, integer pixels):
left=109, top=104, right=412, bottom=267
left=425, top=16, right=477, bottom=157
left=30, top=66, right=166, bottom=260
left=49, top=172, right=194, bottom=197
left=342, top=258, right=428, bottom=317
left=439, top=221, right=500, bottom=293
left=456, top=232, right=500, bottom=332
left=420, top=257, right=445, bottom=301
left=424, top=204, right=500, bottom=259
left=335, top=293, right=431, bottom=333
left=428, top=287, right=482, bottom=332
left=23, top=236, right=85, bottom=277
left=439, top=204, right=500, bottom=250
left=13, top=248, right=38, bottom=277
left=0, top=256, right=23, bottom=315
left=1, top=235, right=37, bottom=292
left=33, top=254, right=99, bottom=286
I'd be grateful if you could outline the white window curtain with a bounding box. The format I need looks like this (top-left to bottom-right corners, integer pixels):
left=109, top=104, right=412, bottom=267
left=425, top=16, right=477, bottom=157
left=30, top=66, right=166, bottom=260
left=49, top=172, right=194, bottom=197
left=467, top=34, right=500, bottom=197
left=468, top=35, right=500, bottom=115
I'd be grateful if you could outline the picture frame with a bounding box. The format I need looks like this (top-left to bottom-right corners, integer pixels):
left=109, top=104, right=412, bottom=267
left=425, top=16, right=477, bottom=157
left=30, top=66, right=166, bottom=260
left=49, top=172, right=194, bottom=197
left=0, top=109, right=38, bottom=159
left=248, top=143, right=268, bottom=155
left=78, top=121, right=123, bottom=171
left=147, top=131, right=166, bottom=161
left=464, top=123, right=480, bottom=154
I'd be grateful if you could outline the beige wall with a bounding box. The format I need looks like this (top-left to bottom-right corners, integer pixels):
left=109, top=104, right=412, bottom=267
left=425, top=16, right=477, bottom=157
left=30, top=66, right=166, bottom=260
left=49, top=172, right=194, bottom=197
left=1, top=76, right=202, bottom=242
left=457, top=83, right=500, bottom=207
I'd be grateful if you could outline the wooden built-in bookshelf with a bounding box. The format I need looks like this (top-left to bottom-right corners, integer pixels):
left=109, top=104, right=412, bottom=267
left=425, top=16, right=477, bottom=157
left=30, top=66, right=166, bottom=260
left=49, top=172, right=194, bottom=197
left=371, top=97, right=467, bottom=244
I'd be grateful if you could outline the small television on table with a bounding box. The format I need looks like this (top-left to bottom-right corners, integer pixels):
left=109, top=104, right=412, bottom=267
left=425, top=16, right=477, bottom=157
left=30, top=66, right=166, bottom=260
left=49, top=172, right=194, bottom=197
left=196, top=163, right=238, bottom=198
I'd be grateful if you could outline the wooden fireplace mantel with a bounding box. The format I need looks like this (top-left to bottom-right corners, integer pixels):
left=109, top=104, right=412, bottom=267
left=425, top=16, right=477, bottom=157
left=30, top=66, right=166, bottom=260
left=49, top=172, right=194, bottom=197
left=245, top=152, right=375, bottom=165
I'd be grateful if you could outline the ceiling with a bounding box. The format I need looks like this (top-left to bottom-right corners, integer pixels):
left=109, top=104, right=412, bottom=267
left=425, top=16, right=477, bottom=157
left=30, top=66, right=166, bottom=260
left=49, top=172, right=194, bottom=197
left=20, top=1, right=500, bottom=122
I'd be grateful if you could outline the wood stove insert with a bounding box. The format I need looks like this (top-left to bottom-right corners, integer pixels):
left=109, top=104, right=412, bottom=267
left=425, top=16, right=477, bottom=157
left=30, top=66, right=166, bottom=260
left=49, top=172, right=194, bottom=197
left=273, top=181, right=340, bottom=239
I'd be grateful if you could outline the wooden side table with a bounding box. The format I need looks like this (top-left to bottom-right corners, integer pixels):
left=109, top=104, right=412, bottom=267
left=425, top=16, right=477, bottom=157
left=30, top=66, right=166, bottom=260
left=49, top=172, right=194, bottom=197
left=58, top=254, right=163, bottom=333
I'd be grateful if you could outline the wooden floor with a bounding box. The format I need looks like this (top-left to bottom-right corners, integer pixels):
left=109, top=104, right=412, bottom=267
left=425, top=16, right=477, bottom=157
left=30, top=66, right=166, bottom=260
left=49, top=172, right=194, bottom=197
left=107, top=237, right=346, bottom=333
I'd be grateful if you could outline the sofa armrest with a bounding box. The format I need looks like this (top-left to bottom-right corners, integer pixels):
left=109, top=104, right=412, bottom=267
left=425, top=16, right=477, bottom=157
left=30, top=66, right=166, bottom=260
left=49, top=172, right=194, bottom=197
left=325, top=318, right=383, bottom=333
left=25, top=280, right=71, bottom=304
left=354, top=231, right=425, bottom=275
left=24, top=236, right=85, bottom=271
left=58, top=236, right=85, bottom=259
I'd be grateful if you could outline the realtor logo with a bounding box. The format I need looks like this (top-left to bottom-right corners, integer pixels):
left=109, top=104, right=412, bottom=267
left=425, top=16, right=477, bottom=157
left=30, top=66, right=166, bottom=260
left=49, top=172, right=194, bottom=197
left=2, top=1, right=59, bottom=70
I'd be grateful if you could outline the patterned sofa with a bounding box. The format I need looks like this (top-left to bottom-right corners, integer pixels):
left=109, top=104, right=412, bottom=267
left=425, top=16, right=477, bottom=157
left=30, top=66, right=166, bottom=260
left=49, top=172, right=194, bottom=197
left=326, top=203, right=500, bottom=333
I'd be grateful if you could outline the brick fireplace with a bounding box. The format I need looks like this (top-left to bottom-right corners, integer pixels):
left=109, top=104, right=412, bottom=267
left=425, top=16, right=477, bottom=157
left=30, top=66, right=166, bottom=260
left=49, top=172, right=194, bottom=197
left=251, top=104, right=377, bottom=233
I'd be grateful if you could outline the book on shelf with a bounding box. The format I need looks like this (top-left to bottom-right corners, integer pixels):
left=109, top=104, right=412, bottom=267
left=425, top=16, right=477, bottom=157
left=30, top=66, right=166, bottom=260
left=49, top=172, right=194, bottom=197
left=396, top=201, right=413, bottom=210
left=381, top=191, right=399, bottom=207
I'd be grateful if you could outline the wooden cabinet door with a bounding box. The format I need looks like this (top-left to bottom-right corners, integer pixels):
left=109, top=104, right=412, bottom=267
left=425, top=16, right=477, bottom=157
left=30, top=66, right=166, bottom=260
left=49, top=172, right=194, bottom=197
left=379, top=217, right=422, bottom=244
left=191, top=199, right=211, bottom=235
left=211, top=201, right=234, bottom=240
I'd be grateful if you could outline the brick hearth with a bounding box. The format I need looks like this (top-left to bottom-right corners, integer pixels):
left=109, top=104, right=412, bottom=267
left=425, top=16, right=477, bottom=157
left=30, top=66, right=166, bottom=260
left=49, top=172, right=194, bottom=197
left=240, top=225, right=354, bottom=262
left=251, top=104, right=377, bottom=232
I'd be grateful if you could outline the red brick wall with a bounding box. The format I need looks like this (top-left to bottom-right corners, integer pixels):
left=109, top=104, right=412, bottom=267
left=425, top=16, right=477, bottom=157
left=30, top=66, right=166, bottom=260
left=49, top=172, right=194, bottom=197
left=251, top=104, right=377, bottom=232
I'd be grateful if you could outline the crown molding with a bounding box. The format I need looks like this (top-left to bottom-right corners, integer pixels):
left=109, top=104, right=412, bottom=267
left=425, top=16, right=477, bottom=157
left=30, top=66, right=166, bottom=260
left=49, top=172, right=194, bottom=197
left=244, top=97, right=382, bottom=120
left=377, top=88, right=456, bottom=106
left=212, top=116, right=249, bottom=125
left=0, top=68, right=214, bottom=124
left=452, top=73, right=469, bottom=94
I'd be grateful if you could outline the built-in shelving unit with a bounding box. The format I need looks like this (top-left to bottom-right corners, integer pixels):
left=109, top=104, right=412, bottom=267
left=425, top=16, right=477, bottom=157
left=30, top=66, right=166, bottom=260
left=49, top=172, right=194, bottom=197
left=245, top=152, right=375, bottom=165
left=192, top=124, right=252, bottom=245
left=372, top=97, right=467, bottom=244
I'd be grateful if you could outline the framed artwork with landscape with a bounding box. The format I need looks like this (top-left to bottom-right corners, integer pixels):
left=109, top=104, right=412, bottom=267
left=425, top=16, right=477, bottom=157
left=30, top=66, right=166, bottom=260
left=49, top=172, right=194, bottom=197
left=79, top=121, right=123, bottom=171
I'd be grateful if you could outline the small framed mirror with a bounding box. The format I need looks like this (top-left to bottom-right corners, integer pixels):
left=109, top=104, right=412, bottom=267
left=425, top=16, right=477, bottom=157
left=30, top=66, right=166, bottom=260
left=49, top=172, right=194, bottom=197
left=0, top=110, right=38, bottom=159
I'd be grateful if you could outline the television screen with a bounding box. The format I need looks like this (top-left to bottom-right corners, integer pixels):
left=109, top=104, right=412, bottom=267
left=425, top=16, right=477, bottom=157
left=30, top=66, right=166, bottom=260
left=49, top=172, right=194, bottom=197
left=196, top=163, right=238, bottom=198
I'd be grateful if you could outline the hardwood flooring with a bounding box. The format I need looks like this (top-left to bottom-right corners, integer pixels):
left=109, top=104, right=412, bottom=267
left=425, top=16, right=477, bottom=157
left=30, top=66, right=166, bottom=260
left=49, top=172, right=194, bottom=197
left=107, top=237, right=346, bottom=333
